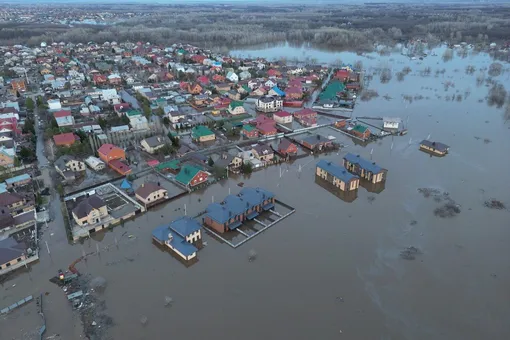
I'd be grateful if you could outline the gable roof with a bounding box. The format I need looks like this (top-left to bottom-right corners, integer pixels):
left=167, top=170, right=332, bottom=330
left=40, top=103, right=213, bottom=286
left=278, top=139, right=296, bottom=151
left=0, top=192, right=26, bottom=206
left=169, top=216, right=201, bottom=237
left=316, top=160, right=358, bottom=183
left=229, top=101, right=244, bottom=109
left=72, top=194, right=105, bottom=219
left=135, top=182, right=165, bottom=199
left=271, top=86, right=285, bottom=96
left=175, top=165, right=202, bottom=185
left=0, top=237, right=26, bottom=264
left=273, top=110, right=291, bottom=118
left=53, top=110, right=71, bottom=118
left=343, top=153, right=384, bottom=174
left=420, top=140, right=449, bottom=152
left=97, top=143, right=122, bottom=156
left=143, top=135, right=166, bottom=148
left=53, top=132, right=77, bottom=145
left=191, top=125, right=214, bottom=138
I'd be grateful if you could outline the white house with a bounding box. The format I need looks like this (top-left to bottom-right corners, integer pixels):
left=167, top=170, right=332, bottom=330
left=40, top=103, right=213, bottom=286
left=85, top=156, right=105, bottom=171
left=129, top=116, right=149, bottom=130
left=48, top=99, right=62, bottom=111
left=273, top=110, right=293, bottom=124
left=226, top=71, right=239, bottom=82
left=101, top=89, right=120, bottom=104
left=256, top=95, right=283, bottom=113
left=383, top=117, right=402, bottom=131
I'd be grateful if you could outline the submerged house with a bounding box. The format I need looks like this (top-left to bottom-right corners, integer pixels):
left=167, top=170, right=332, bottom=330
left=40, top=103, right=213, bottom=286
left=342, top=153, right=386, bottom=183
left=152, top=217, right=202, bottom=261
left=203, top=187, right=275, bottom=234
left=316, top=160, right=360, bottom=192
left=419, top=140, right=449, bottom=156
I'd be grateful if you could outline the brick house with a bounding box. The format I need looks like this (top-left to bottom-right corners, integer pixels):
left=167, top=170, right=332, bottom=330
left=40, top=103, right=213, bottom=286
left=175, top=165, right=208, bottom=187
left=241, top=124, right=259, bottom=138
left=350, top=125, right=371, bottom=140
left=278, top=139, right=298, bottom=156
left=272, top=110, right=293, bottom=124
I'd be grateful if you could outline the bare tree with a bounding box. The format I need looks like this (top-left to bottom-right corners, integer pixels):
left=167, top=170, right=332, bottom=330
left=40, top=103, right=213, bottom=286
left=488, top=62, right=503, bottom=77
left=380, top=68, right=392, bottom=83
left=354, top=60, right=363, bottom=71
left=504, top=102, right=510, bottom=122
left=487, top=83, right=507, bottom=108
left=396, top=72, right=405, bottom=81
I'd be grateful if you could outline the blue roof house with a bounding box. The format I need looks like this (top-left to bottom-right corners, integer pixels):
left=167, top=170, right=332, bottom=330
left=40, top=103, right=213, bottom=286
left=269, top=86, right=285, bottom=97
left=5, top=174, right=31, bottom=188
left=204, top=187, right=276, bottom=233
left=152, top=217, right=202, bottom=261
left=316, top=160, right=360, bottom=192
left=342, top=153, right=387, bottom=184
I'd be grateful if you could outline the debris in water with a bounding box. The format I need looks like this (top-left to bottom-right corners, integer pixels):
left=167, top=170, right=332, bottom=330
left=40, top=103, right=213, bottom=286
left=409, top=220, right=418, bottom=226
left=484, top=199, right=506, bottom=210
left=400, top=246, right=422, bottom=260
left=90, top=277, right=107, bottom=294
left=483, top=138, right=492, bottom=144
left=140, top=315, right=148, bottom=326
left=164, top=296, right=173, bottom=307
left=248, top=249, right=257, bottom=262
left=367, top=196, right=375, bottom=203
left=128, top=235, right=135, bottom=239
left=434, top=203, right=461, bottom=218
left=91, top=321, right=97, bottom=326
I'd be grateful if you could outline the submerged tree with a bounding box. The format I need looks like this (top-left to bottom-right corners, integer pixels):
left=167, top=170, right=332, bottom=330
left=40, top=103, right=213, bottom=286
left=442, top=48, right=454, bottom=62
left=488, top=62, right=503, bottom=77
left=380, top=68, right=392, bottom=83
left=487, top=83, right=507, bottom=108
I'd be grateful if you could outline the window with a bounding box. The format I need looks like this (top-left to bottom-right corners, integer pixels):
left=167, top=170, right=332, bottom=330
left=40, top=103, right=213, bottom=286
left=17, top=258, right=22, bottom=263
left=5, top=262, right=10, bottom=267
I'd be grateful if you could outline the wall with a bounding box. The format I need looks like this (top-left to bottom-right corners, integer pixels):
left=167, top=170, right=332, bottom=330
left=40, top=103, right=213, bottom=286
left=0, top=254, right=26, bottom=270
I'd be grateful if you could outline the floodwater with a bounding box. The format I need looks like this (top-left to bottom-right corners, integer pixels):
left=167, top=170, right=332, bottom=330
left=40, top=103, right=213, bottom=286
left=2, top=46, right=510, bottom=340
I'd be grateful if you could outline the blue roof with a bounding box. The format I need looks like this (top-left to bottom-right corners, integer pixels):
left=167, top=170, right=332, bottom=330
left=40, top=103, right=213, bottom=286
left=152, top=224, right=198, bottom=257
left=239, top=187, right=274, bottom=207
left=223, top=195, right=248, bottom=215
left=5, top=174, right=30, bottom=184
left=271, top=86, right=285, bottom=96
left=0, top=183, right=7, bottom=194
left=119, top=179, right=132, bottom=189
left=170, top=217, right=201, bottom=238
left=316, top=160, right=358, bottom=183
left=168, top=230, right=197, bottom=256
left=206, top=203, right=233, bottom=224
left=343, top=153, right=383, bottom=174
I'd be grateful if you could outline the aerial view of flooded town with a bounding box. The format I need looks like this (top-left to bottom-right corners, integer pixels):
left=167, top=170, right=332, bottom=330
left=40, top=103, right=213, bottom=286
left=0, top=2, right=509, bottom=340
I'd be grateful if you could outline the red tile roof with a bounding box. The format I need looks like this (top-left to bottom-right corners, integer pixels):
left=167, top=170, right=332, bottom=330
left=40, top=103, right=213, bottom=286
left=273, top=110, right=291, bottom=117
left=109, top=159, right=131, bottom=175
left=53, top=110, right=72, bottom=118
left=98, top=143, right=122, bottom=156
left=53, top=132, right=77, bottom=146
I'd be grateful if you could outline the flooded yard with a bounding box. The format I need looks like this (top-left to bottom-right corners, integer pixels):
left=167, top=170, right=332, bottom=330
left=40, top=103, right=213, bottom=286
left=2, top=47, right=510, bottom=340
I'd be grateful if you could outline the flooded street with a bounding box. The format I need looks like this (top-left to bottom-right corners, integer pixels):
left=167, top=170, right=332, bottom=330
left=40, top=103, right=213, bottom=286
left=2, top=47, right=510, bottom=340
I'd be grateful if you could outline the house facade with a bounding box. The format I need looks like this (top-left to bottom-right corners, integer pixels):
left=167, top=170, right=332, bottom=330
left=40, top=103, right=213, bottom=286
left=135, top=182, right=168, bottom=206
left=342, top=153, right=386, bottom=183
left=97, top=143, right=125, bottom=163
left=252, top=143, right=274, bottom=163
left=241, top=124, right=259, bottom=138
left=256, top=95, right=283, bottom=113
left=228, top=101, right=246, bottom=115
left=191, top=126, right=215, bottom=142
left=272, top=110, right=293, bottom=124
left=0, top=237, right=26, bottom=271
left=152, top=217, right=202, bottom=261
left=141, top=136, right=166, bottom=154
left=72, top=195, right=108, bottom=226
left=316, top=160, right=360, bottom=192
left=278, top=139, right=298, bottom=156
left=175, top=165, right=208, bottom=187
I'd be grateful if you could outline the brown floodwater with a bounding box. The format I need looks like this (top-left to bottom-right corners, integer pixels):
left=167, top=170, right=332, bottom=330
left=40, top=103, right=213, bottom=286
left=2, top=47, right=510, bottom=340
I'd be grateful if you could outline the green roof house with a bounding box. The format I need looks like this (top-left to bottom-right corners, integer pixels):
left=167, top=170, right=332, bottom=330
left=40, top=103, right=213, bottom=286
left=228, top=101, right=246, bottom=115
left=175, top=164, right=208, bottom=187
left=191, top=125, right=216, bottom=142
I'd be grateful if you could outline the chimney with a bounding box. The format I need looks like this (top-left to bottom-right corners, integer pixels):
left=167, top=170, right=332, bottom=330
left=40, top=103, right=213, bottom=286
left=142, top=183, right=145, bottom=187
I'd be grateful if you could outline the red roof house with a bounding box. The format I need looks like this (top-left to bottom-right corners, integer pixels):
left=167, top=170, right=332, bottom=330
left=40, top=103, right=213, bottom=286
left=197, top=76, right=210, bottom=86
left=113, top=103, right=130, bottom=115
left=294, top=108, right=317, bottom=120
left=285, top=86, right=303, bottom=100
left=257, top=123, right=277, bottom=136
left=93, top=74, right=107, bottom=85
left=191, top=55, right=206, bottom=64
left=97, top=143, right=126, bottom=163
left=267, top=69, right=282, bottom=78
left=53, top=132, right=78, bottom=147
left=278, top=139, right=298, bottom=156
left=109, top=159, right=132, bottom=175
left=334, top=69, right=350, bottom=81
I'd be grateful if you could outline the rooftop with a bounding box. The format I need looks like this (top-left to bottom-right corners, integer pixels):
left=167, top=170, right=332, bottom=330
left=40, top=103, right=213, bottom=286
left=72, top=194, right=105, bottom=219
left=316, top=160, right=359, bottom=183
left=175, top=164, right=202, bottom=185
left=343, top=153, right=384, bottom=174
left=135, top=182, right=166, bottom=199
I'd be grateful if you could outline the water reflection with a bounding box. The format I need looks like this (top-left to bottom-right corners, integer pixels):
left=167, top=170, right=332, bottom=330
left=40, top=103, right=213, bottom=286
left=314, top=176, right=358, bottom=203
left=359, top=179, right=386, bottom=194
